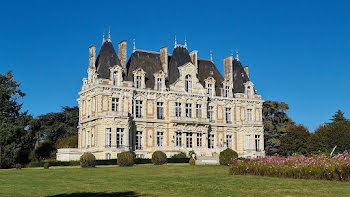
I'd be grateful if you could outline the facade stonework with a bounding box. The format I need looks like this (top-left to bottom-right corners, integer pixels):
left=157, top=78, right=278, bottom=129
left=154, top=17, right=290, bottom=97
left=57, top=34, right=265, bottom=161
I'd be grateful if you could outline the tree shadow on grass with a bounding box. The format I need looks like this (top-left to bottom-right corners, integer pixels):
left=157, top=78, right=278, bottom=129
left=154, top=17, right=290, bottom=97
left=48, top=191, right=147, bottom=197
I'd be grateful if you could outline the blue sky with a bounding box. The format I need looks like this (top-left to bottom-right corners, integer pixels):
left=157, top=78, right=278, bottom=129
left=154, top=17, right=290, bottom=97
left=0, top=0, right=349, bottom=131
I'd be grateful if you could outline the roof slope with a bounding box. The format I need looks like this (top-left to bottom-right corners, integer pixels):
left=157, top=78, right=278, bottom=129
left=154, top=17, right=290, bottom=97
left=168, top=46, right=192, bottom=85
left=126, top=51, right=163, bottom=89
left=232, top=59, right=249, bottom=93
left=198, top=59, right=224, bottom=96
left=95, top=41, right=121, bottom=79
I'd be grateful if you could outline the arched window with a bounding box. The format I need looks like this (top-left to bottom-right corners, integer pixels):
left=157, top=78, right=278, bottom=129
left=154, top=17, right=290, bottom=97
left=185, top=75, right=192, bottom=93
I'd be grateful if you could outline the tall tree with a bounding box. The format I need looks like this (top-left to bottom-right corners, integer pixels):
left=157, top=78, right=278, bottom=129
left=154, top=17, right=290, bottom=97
left=279, top=124, right=310, bottom=156
left=329, top=110, right=349, bottom=125
left=263, top=100, right=293, bottom=155
left=0, top=71, right=34, bottom=168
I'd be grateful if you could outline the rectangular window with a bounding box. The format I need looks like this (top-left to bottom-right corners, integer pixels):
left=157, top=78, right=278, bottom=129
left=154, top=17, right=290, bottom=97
left=185, top=103, right=192, bottom=118
left=136, top=131, right=142, bottom=150
left=136, top=100, right=143, bottom=118
left=208, top=105, right=214, bottom=122
left=111, top=97, right=119, bottom=112
left=225, top=86, right=230, bottom=97
left=136, top=76, right=142, bottom=88
left=226, top=135, right=232, bottom=148
left=105, top=128, right=112, bottom=148
left=246, top=135, right=251, bottom=150
left=157, top=78, right=162, bottom=90
left=225, top=107, right=231, bottom=123
left=87, top=131, right=91, bottom=148
left=105, top=153, right=111, bottom=160
left=186, top=132, right=193, bottom=148
left=176, top=132, right=182, bottom=147
left=196, top=104, right=202, bottom=118
left=157, top=102, right=164, bottom=119
left=197, top=133, right=202, bottom=147
left=116, top=128, right=124, bottom=148
left=208, top=134, right=214, bottom=149
left=247, top=109, right=252, bottom=121
left=247, top=87, right=251, bottom=99
left=208, top=84, right=213, bottom=96
left=157, top=132, right=163, bottom=147
left=175, top=102, right=181, bottom=117
left=113, top=72, right=118, bottom=86
left=255, top=135, right=260, bottom=151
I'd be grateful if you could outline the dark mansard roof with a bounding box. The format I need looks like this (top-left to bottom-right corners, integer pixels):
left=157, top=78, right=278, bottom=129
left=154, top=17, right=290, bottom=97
left=95, top=41, right=121, bottom=79
left=96, top=41, right=249, bottom=95
left=232, top=58, right=249, bottom=93
left=168, top=46, right=192, bottom=85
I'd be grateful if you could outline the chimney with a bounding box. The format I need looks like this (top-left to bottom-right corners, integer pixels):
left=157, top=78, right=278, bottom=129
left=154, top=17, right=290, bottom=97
left=89, top=45, right=96, bottom=69
left=190, top=50, right=198, bottom=75
left=118, top=40, right=127, bottom=73
left=160, top=46, right=168, bottom=76
left=243, top=65, right=249, bottom=78
left=223, top=56, right=233, bottom=82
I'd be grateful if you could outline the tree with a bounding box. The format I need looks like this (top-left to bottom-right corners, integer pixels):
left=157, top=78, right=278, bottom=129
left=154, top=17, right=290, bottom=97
left=329, top=110, right=350, bottom=125
left=33, top=106, right=79, bottom=143
left=0, top=71, right=34, bottom=168
left=263, top=100, right=293, bottom=155
left=279, top=124, right=310, bottom=156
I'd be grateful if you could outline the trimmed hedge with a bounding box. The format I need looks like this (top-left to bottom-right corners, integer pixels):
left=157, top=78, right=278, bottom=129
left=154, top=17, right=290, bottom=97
left=80, top=152, right=96, bottom=168
left=152, top=151, right=167, bottom=165
left=219, top=148, right=238, bottom=165
left=27, top=157, right=190, bottom=168
left=117, top=152, right=134, bottom=166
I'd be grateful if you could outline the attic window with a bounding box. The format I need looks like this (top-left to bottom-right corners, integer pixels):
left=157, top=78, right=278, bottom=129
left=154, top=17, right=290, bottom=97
left=247, top=86, right=251, bottom=99
left=185, top=75, right=192, bottom=93
left=210, top=71, right=213, bottom=75
left=113, top=71, right=118, bottom=86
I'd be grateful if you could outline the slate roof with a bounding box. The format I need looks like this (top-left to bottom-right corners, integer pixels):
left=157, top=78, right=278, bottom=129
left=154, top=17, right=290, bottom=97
left=95, top=41, right=121, bottom=79
left=232, top=59, right=249, bottom=93
left=168, top=46, right=192, bottom=85
left=198, top=59, right=224, bottom=96
left=126, top=50, right=163, bottom=89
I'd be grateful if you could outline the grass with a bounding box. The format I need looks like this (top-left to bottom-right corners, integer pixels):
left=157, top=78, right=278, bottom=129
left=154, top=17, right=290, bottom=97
left=0, top=165, right=349, bottom=197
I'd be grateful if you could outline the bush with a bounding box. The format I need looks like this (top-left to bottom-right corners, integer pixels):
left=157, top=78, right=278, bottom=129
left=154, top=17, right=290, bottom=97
left=171, top=152, right=187, bottom=159
left=32, top=140, right=57, bottom=161
left=188, top=150, right=196, bottom=158
left=56, top=135, right=78, bottom=149
left=80, top=152, right=96, bottom=168
left=15, top=164, right=21, bottom=170
left=43, top=163, right=50, bottom=169
left=117, top=152, right=134, bottom=167
left=189, top=158, right=195, bottom=165
left=219, top=148, right=238, bottom=165
left=152, top=151, right=167, bottom=165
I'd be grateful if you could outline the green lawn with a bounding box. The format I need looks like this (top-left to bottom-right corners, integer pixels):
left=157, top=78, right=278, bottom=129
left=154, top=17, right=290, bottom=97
left=0, top=165, right=349, bottom=197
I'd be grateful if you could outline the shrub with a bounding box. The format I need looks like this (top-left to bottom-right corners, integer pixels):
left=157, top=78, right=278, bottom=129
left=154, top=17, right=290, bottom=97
left=189, top=158, right=195, bottom=165
left=43, top=163, right=50, bottom=169
left=32, top=140, right=57, bottom=161
left=56, top=135, right=78, bottom=149
left=188, top=150, right=196, bottom=158
left=219, top=148, right=238, bottom=165
left=171, top=152, right=187, bottom=159
left=152, top=151, right=167, bottom=165
left=80, top=152, right=96, bottom=168
left=15, top=164, right=21, bottom=170
left=117, top=152, right=134, bottom=167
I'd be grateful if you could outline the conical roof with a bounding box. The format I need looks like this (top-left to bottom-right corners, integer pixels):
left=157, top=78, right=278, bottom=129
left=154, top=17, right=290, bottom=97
left=168, top=46, right=192, bottom=85
left=95, top=41, right=121, bottom=79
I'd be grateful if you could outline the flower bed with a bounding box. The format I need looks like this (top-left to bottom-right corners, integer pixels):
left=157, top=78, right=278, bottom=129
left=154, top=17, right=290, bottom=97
left=229, top=151, right=350, bottom=181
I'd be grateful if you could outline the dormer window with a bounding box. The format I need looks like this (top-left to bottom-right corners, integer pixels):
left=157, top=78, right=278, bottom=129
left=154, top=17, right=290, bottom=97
left=208, top=84, right=213, bottom=96
left=185, top=75, right=192, bottom=93
left=247, top=86, right=251, bottom=99
left=157, top=78, right=162, bottom=90
left=225, top=86, right=230, bottom=97
left=136, top=76, right=142, bottom=88
left=113, top=71, right=118, bottom=86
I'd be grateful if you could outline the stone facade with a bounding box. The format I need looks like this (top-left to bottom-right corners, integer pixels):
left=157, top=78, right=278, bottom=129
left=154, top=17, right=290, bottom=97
left=57, top=33, right=265, bottom=161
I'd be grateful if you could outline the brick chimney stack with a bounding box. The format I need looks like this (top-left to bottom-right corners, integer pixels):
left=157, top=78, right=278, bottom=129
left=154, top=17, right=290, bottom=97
left=190, top=50, right=198, bottom=76
left=160, top=46, right=168, bottom=76
left=89, top=45, right=96, bottom=69
left=223, top=56, right=233, bottom=82
left=118, top=40, right=127, bottom=73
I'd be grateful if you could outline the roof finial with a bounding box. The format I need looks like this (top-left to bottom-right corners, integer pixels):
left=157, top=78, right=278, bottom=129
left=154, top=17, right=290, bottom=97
left=133, top=39, right=136, bottom=52
left=102, top=30, right=105, bottom=44
left=210, top=50, right=213, bottom=61
left=108, top=26, right=111, bottom=42
left=236, top=48, right=239, bottom=60
left=174, top=35, right=177, bottom=48
left=231, top=49, right=234, bottom=57
left=184, top=35, right=187, bottom=48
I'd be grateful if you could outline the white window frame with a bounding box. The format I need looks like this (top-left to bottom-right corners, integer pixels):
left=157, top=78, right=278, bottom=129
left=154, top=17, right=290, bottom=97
left=255, top=135, right=260, bottom=151
left=225, top=107, right=231, bottom=123
left=157, top=102, right=164, bottom=119
left=113, top=71, right=118, bottom=86
left=116, top=128, right=124, bottom=148
left=157, top=132, right=164, bottom=147
left=157, top=77, right=162, bottom=90
left=208, top=105, right=214, bottom=122
left=185, top=103, right=192, bottom=118
left=105, top=153, right=111, bottom=160
left=247, top=109, right=252, bottom=121
left=136, top=76, right=142, bottom=88
left=246, top=135, right=251, bottom=150
left=136, top=131, right=142, bottom=150
left=196, top=104, right=202, bottom=118
left=105, top=128, right=112, bottom=148
left=176, top=132, right=182, bottom=147
left=111, top=97, right=119, bottom=112
left=185, top=75, right=192, bottom=93
left=197, top=132, right=202, bottom=147
left=135, top=100, right=143, bottom=118
left=175, top=102, right=181, bottom=117
left=225, top=86, right=230, bottom=97
left=247, top=86, right=251, bottom=99
left=186, top=132, right=193, bottom=148
left=226, top=135, right=232, bottom=148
